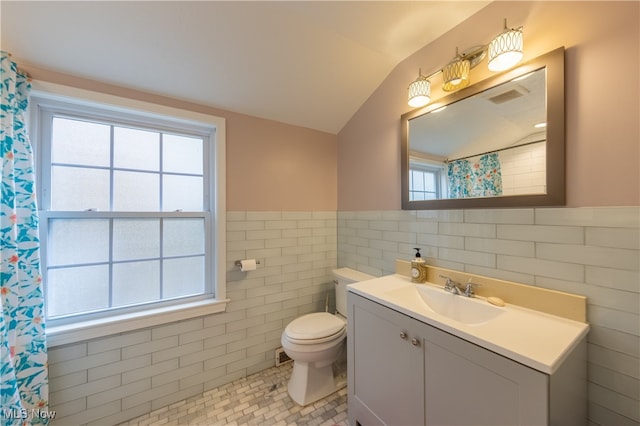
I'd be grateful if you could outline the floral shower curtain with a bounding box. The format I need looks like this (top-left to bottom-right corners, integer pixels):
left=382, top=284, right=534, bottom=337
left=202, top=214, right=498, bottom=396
left=447, top=152, right=503, bottom=198
left=1, top=52, right=49, bottom=424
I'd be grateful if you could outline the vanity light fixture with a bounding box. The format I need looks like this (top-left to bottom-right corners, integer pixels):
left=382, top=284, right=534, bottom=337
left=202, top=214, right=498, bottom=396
left=406, top=18, right=524, bottom=107
left=407, top=68, right=432, bottom=108
left=442, top=48, right=471, bottom=92
left=488, top=19, right=524, bottom=72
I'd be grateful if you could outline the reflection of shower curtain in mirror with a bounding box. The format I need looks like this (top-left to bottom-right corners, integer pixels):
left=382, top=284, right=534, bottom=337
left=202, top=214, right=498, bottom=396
left=447, top=153, right=503, bottom=198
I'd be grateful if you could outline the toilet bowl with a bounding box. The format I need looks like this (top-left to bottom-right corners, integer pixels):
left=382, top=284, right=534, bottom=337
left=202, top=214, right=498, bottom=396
left=281, top=268, right=374, bottom=406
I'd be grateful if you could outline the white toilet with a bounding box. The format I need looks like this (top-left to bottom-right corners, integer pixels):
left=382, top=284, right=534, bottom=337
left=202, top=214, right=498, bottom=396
left=281, top=267, right=374, bottom=406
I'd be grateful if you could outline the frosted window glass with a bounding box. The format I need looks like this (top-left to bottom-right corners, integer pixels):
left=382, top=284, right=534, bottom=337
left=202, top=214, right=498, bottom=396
left=52, top=117, right=110, bottom=167
left=49, top=219, right=109, bottom=266
left=425, top=174, right=436, bottom=192
left=163, top=257, right=204, bottom=298
left=40, top=99, right=216, bottom=322
left=47, top=265, right=109, bottom=317
left=113, top=261, right=160, bottom=306
left=163, top=175, right=203, bottom=212
left=163, top=219, right=205, bottom=257
left=411, top=170, right=425, bottom=191
left=113, top=219, right=160, bottom=261
left=163, top=134, right=203, bottom=174
left=51, top=166, right=110, bottom=211
left=113, top=171, right=159, bottom=211
left=114, top=127, right=160, bottom=171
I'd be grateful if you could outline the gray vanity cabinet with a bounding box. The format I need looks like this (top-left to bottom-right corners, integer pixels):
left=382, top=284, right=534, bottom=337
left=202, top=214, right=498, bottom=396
left=347, top=291, right=425, bottom=425
left=422, top=320, right=547, bottom=425
left=347, top=292, right=586, bottom=426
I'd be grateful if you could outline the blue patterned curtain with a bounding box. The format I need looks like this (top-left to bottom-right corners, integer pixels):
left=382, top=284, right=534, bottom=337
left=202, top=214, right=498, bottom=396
left=1, top=52, right=49, bottom=425
left=447, top=152, right=503, bottom=198
left=446, top=157, right=474, bottom=199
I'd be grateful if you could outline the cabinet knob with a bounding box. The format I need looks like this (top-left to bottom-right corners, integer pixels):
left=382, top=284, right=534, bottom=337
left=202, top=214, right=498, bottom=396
left=400, top=331, right=408, bottom=340
left=411, top=338, right=420, bottom=347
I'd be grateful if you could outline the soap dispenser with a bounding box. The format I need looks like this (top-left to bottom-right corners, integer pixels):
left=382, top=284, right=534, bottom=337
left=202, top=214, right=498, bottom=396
left=411, top=248, right=427, bottom=283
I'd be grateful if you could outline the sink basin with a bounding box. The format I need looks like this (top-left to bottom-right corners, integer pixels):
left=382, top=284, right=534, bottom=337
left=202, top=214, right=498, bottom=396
left=386, top=284, right=505, bottom=325
left=415, top=285, right=505, bottom=324
left=348, top=273, right=590, bottom=374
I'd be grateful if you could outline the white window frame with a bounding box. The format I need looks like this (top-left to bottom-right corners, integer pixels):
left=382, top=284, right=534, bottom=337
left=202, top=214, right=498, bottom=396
left=29, top=81, right=227, bottom=347
left=409, top=158, right=447, bottom=200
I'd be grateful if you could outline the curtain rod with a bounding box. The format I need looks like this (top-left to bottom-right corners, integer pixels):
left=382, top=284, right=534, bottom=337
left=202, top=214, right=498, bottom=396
left=446, top=139, right=546, bottom=163
left=5, top=52, right=32, bottom=81
left=19, top=70, right=32, bottom=82
left=17, top=66, right=32, bottom=81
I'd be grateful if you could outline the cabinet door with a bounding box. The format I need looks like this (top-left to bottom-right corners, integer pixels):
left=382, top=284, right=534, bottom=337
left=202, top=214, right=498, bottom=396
left=422, top=323, right=548, bottom=426
left=349, top=294, right=424, bottom=426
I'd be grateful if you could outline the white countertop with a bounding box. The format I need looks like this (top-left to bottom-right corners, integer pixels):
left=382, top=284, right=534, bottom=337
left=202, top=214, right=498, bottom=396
left=348, top=274, right=589, bottom=374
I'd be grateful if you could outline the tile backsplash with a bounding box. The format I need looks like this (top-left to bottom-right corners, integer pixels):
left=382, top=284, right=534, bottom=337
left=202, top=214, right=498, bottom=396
left=48, top=211, right=337, bottom=425
left=338, top=206, right=639, bottom=425
left=45, top=207, right=638, bottom=425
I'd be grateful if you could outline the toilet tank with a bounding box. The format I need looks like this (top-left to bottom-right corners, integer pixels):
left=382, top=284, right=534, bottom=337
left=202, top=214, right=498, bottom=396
left=332, top=268, right=375, bottom=317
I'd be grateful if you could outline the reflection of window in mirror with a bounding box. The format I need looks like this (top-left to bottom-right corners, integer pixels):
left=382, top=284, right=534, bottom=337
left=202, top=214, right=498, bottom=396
left=401, top=47, right=564, bottom=209
left=409, top=157, right=447, bottom=200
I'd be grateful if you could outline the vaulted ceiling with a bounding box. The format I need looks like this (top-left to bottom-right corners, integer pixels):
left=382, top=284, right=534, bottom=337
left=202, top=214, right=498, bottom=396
left=1, top=1, right=490, bottom=133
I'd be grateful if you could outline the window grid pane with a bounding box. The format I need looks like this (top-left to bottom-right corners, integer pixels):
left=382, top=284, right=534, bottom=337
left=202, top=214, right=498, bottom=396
left=45, top=111, right=209, bottom=322
left=45, top=215, right=207, bottom=320
left=50, top=116, right=204, bottom=213
left=47, top=264, right=111, bottom=318
left=51, top=117, right=111, bottom=167
left=112, top=260, right=161, bottom=307
left=113, top=127, right=160, bottom=171
left=51, top=165, right=111, bottom=211
left=409, top=169, right=439, bottom=201
left=113, top=170, right=160, bottom=211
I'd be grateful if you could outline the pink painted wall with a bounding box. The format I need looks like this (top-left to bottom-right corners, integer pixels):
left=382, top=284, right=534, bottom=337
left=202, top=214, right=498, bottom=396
left=338, top=1, right=639, bottom=210
left=226, top=116, right=337, bottom=211
left=24, top=68, right=337, bottom=212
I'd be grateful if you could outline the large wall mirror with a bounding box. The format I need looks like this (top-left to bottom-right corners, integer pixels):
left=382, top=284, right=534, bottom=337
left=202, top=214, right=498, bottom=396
left=401, top=47, right=565, bottom=210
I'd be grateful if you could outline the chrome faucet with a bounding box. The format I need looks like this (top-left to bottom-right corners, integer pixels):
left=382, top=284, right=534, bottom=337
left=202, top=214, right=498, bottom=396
left=440, top=275, right=462, bottom=295
left=463, top=281, right=481, bottom=298
left=440, top=275, right=480, bottom=298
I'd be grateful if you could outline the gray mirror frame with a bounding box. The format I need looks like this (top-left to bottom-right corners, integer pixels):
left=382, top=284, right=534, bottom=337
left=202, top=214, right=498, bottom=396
left=401, top=47, right=565, bottom=210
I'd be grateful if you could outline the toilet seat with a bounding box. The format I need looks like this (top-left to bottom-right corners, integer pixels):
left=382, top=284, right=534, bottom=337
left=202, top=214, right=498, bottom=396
left=284, top=312, right=346, bottom=345
left=281, top=268, right=375, bottom=406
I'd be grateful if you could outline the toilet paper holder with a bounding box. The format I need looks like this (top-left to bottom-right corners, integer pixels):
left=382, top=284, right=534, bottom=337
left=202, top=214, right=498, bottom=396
left=234, top=260, right=261, bottom=267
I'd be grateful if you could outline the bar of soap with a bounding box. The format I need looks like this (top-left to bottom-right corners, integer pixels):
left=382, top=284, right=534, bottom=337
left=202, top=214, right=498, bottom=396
left=487, top=296, right=505, bottom=307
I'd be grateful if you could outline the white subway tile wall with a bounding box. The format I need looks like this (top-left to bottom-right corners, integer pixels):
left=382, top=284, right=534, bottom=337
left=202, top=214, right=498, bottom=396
left=48, top=211, right=337, bottom=425
left=46, top=207, right=638, bottom=425
left=499, top=142, right=546, bottom=196
left=338, top=206, right=639, bottom=425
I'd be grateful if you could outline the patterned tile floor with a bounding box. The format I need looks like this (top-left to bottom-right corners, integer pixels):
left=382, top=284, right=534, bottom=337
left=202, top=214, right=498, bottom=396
left=119, top=363, right=348, bottom=426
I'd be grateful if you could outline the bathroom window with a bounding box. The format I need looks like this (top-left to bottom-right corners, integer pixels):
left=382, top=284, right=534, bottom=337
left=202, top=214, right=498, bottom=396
left=31, top=88, right=226, bottom=342
left=409, top=160, right=447, bottom=200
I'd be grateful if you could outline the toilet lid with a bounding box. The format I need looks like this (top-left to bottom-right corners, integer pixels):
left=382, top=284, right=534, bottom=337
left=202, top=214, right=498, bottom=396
left=285, top=312, right=346, bottom=341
